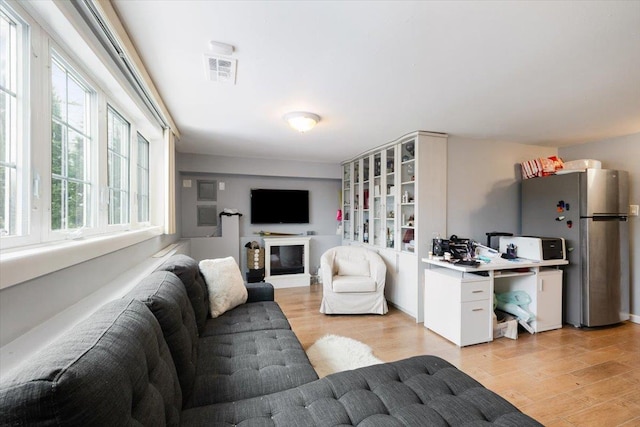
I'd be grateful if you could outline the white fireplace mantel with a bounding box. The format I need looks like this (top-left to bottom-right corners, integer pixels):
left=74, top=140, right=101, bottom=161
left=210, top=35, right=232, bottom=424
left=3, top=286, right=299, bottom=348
left=263, top=236, right=311, bottom=288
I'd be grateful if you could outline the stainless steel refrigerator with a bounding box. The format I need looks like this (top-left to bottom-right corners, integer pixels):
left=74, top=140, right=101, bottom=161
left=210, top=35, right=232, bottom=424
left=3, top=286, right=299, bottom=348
left=521, top=169, right=629, bottom=327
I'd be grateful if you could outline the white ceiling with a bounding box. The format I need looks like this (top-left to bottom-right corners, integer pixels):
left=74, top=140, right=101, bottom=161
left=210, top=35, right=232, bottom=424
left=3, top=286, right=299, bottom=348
left=112, top=0, right=640, bottom=164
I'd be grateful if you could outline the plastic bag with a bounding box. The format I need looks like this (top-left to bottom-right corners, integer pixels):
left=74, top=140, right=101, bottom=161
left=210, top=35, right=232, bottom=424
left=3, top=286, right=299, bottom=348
left=521, top=156, right=564, bottom=179
left=495, top=291, right=535, bottom=322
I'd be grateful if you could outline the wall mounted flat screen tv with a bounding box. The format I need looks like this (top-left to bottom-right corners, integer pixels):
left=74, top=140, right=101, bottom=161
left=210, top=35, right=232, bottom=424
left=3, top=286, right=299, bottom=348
left=250, top=189, right=309, bottom=224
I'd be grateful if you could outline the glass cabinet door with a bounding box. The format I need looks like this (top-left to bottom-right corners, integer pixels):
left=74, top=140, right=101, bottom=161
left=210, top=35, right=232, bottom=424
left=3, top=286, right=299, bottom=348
left=372, top=152, right=383, bottom=246
left=362, top=156, right=370, bottom=243
left=385, top=146, right=396, bottom=249
left=342, top=163, right=352, bottom=240
left=400, top=139, right=416, bottom=253
left=353, top=160, right=361, bottom=242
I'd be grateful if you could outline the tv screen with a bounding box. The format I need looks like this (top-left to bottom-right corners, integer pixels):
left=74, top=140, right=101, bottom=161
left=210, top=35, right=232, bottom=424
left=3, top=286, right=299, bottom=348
left=250, top=189, right=309, bottom=224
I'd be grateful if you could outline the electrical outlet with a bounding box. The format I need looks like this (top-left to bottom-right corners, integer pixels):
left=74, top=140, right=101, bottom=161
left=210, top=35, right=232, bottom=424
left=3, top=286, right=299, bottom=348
left=630, top=205, right=639, bottom=216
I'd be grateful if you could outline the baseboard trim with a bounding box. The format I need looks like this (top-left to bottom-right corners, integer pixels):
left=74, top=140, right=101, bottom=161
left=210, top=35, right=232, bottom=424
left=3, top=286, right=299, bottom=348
left=387, top=301, right=416, bottom=321
left=629, top=313, right=640, bottom=324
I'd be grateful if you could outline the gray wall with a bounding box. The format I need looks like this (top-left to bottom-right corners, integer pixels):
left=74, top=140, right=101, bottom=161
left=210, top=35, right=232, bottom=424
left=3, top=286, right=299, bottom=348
left=0, top=234, right=178, bottom=345
left=177, top=154, right=342, bottom=273
left=180, top=174, right=341, bottom=237
left=558, top=132, right=640, bottom=320
left=178, top=153, right=341, bottom=179
left=446, top=136, right=557, bottom=242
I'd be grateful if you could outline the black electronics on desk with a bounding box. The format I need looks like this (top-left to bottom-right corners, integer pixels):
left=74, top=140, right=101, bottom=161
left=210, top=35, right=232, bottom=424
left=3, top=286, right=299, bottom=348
left=432, top=235, right=473, bottom=259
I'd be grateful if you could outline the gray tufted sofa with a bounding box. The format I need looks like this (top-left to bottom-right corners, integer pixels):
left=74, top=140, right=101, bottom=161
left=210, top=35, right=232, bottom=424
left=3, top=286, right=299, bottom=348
left=0, top=254, right=542, bottom=426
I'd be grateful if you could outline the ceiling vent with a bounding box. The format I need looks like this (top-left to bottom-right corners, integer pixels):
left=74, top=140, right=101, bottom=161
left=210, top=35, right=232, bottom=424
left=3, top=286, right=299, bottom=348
left=204, top=55, right=237, bottom=84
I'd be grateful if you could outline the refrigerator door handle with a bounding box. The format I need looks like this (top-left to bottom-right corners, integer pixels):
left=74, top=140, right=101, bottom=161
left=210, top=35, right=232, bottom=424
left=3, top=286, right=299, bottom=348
left=588, top=215, right=628, bottom=221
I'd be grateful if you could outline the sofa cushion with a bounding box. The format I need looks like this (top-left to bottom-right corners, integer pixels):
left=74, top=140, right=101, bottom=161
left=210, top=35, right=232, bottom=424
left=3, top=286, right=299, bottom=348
left=201, top=301, right=291, bottom=337
left=187, top=329, right=318, bottom=407
left=157, top=254, right=209, bottom=334
left=125, top=270, right=198, bottom=405
left=336, top=257, right=370, bottom=276
left=199, top=257, right=248, bottom=318
left=332, top=275, right=377, bottom=293
left=180, top=355, right=542, bottom=426
left=0, top=299, right=182, bottom=426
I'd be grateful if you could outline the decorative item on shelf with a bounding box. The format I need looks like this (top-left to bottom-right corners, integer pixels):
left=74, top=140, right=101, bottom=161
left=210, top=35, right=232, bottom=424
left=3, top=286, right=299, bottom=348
left=402, top=155, right=409, bottom=162
left=387, top=160, right=394, bottom=173
left=388, top=185, right=395, bottom=195
left=388, top=210, right=394, bottom=218
left=363, top=189, right=369, bottom=209
left=402, top=229, right=415, bottom=243
left=336, top=209, right=342, bottom=221
left=407, top=215, right=414, bottom=227
left=406, top=142, right=415, bottom=156
left=363, top=220, right=369, bottom=243
left=374, top=158, right=381, bottom=176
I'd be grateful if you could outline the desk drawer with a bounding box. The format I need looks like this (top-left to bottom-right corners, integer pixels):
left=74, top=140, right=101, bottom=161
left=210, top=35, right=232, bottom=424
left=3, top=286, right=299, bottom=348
left=461, top=281, right=490, bottom=302
left=460, top=300, right=492, bottom=345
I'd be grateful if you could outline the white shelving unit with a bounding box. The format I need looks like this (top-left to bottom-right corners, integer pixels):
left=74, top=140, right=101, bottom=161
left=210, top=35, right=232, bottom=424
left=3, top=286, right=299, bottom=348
left=341, top=131, right=448, bottom=321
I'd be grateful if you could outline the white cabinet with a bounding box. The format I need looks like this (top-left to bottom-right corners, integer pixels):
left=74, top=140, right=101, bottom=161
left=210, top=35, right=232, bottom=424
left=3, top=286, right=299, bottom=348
left=494, top=268, right=563, bottom=333
left=535, top=269, right=563, bottom=332
left=341, top=131, right=448, bottom=321
left=424, top=268, right=492, bottom=346
left=395, top=251, right=419, bottom=317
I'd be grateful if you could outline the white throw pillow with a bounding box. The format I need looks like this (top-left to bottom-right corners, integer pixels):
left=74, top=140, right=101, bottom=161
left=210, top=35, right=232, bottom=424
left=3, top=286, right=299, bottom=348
left=199, top=257, right=248, bottom=318
left=336, top=258, right=370, bottom=276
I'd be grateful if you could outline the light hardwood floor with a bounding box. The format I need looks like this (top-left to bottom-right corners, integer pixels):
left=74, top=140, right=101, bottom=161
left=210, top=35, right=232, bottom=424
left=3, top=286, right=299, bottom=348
left=275, top=285, right=640, bottom=426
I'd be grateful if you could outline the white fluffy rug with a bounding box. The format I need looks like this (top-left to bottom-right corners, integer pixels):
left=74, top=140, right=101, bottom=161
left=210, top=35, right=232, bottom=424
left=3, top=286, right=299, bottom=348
left=306, top=334, right=383, bottom=378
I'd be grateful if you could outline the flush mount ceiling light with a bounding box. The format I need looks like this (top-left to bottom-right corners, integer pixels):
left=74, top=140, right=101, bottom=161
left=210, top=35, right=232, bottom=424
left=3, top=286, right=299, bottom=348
left=283, top=112, right=321, bottom=133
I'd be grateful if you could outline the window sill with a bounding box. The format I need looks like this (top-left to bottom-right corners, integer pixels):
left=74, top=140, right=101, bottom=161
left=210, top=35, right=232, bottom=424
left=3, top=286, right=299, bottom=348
left=0, top=227, right=164, bottom=290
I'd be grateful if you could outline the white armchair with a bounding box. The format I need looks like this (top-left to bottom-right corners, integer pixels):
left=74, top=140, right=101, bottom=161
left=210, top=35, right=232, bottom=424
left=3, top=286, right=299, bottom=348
left=319, top=246, right=388, bottom=315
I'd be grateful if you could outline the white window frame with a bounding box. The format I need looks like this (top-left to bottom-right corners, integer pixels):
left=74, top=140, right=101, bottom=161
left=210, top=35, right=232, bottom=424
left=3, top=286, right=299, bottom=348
left=106, top=105, right=131, bottom=229
left=136, top=132, right=150, bottom=225
left=0, top=0, right=167, bottom=284
left=48, top=51, right=97, bottom=237
left=0, top=3, right=31, bottom=249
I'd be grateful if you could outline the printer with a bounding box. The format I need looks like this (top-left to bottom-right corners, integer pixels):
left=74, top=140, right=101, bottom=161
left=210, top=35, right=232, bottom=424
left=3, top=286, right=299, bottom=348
left=499, top=236, right=565, bottom=261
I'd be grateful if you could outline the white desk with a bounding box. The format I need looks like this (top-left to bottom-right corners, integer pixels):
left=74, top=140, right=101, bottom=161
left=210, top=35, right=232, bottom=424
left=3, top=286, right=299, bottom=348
left=422, top=257, right=568, bottom=346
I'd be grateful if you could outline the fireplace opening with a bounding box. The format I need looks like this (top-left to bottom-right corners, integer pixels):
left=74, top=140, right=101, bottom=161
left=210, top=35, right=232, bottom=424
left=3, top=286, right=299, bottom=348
left=270, top=244, right=304, bottom=276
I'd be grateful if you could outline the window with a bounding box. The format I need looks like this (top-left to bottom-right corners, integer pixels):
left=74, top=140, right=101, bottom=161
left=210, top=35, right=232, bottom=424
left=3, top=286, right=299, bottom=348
left=136, top=132, right=149, bottom=223
left=0, top=0, right=166, bottom=262
left=50, top=55, right=94, bottom=231
left=0, top=7, right=26, bottom=237
left=107, top=106, right=130, bottom=225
